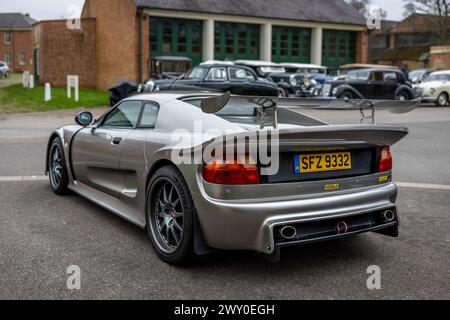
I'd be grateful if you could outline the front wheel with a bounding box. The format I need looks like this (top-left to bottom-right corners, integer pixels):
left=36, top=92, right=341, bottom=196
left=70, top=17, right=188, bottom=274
left=146, top=166, right=197, bottom=265
left=436, top=92, right=449, bottom=107
left=277, top=87, right=288, bottom=97
left=48, top=137, right=69, bottom=195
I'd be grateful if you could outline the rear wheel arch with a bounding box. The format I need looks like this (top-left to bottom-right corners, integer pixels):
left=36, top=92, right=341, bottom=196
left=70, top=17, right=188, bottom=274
left=145, top=159, right=180, bottom=192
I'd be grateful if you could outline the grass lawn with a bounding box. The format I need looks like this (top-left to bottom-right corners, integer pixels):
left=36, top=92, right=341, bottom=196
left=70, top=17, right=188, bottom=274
left=0, top=83, right=109, bottom=114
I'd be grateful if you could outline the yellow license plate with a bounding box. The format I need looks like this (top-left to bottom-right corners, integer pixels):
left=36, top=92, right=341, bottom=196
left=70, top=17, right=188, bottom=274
left=295, top=152, right=352, bottom=174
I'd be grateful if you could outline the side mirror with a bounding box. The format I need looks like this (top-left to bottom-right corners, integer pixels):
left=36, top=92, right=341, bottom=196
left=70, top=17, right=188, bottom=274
left=75, top=111, right=93, bottom=127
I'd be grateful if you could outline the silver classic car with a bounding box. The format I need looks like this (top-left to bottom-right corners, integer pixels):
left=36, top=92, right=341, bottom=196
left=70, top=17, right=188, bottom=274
left=46, top=92, right=419, bottom=264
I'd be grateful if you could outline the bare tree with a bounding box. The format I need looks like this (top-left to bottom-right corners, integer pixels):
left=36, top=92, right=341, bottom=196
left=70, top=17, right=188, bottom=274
left=347, top=0, right=371, bottom=16
left=346, top=0, right=387, bottom=18
left=403, top=0, right=450, bottom=43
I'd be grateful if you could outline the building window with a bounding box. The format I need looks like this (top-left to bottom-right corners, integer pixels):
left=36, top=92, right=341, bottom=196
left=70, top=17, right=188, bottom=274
left=19, top=52, right=26, bottom=65
left=214, top=22, right=260, bottom=61
left=4, top=52, right=12, bottom=64
left=373, top=35, right=388, bottom=49
left=149, top=17, right=202, bottom=65
left=4, top=32, right=12, bottom=44
left=272, top=26, right=311, bottom=63
left=396, top=34, right=414, bottom=47
left=322, top=30, right=357, bottom=68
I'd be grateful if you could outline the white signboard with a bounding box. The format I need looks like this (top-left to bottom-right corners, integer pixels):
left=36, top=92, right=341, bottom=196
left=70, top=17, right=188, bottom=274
left=67, top=75, right=79, bottom=102
left=22, top=71, right=30, bottom=88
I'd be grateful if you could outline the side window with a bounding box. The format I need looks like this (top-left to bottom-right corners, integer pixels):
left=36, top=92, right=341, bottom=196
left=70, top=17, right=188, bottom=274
left=229, top=67, right=248, bottom=81
left=384, top=72, right=397, bottom=82
left=245, top=70, right=256, bottom=81
left=139, top=102, right=159, bottom=128
left=206, top=67, right=227, bottom=81
left=371, top=71, right=384, bottom=82
left=103, top=100, right=142, bottom=128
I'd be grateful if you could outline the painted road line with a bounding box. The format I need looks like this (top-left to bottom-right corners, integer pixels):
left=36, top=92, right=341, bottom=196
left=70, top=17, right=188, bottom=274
left=396, top=182, right=450, bottom=191
left=0, top=176, right=47, bottom=182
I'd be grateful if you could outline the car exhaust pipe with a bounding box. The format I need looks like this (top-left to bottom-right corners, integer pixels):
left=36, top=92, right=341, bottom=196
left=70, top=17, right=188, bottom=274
left=383, top=210, right=395, bottom=222
left=279, top=226, right=297, bottom=240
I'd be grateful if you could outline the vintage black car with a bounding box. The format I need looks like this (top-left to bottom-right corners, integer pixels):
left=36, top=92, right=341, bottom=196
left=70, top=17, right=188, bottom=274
left=268, top=63, right=328, bottom=97
left=149, top=56, right=193, bottom=80
left=147, top=64, right=280, bottom=97
left=234, top=60, right=286, bottom=79
left=322, top=68, right=415, bottom=100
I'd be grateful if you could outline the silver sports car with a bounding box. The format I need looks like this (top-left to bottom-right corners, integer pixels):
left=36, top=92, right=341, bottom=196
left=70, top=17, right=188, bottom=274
left=46, top=92, right=419, bottom=264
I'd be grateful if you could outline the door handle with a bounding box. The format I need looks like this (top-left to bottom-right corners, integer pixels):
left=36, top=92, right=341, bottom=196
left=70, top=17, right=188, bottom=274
left=111, top=137, right=122, bottom=145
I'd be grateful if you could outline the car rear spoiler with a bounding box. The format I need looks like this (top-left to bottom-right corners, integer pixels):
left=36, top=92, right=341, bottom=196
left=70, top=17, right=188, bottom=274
left=201, top=92, right=422, bottom=128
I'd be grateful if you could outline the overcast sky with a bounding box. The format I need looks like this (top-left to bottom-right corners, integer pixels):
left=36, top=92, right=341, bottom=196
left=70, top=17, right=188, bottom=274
left=0, top=0, right=405, bottom=21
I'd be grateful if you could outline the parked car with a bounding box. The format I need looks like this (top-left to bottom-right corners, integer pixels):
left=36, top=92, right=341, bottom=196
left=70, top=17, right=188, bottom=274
left=147, top=64, right=281, bottom=97
left=281, top=63, right=328, bottom=75
left=109, top=80, right=140, bottom=106
left=234, top=60, right=286, bottom=78
left=323, top=68, right=415, bottom=100
left=414, top=70, right=450, bottom=106
left=409, top=68, right=433, bottom=84
left=339, top=63, right=398, bottom=75
left=45, top=92, right=420, bottom=264
left=269, top=63, right=328, bottom=97
left=149, top=56, right=192, bottom=80
left=0, top=61, right=10, bottom=78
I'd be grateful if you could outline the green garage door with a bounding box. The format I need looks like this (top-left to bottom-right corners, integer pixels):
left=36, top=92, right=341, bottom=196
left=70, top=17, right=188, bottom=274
left=214, top=22, right=260, bottom=61
left=149, top=17, right=202, bottom=65
left=272, top=26, right=311, bottom=63
left=322, top=30, right=357, bottom=68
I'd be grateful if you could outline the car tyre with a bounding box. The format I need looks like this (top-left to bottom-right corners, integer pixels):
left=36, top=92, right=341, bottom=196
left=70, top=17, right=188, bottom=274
left=437, top=92, right=449, bottom=107
left=48, top=137, right=70, bottom=195
left=338, top=91, right=354, bottom=99
left=146, top=165, right=197, bottom=265
left=396, top=91, right=410, bottom=101
left=277, top=87, right=288, bottom=97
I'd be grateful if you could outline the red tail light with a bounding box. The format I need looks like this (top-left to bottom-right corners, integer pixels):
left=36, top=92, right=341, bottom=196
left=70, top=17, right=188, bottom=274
left=203, top=161, right=260, bottom=185
left=379, top=147, right=393, bottom=172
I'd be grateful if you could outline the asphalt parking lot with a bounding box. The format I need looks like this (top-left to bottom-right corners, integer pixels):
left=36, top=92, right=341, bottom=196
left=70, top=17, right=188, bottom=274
left=0, top=106, right=449, bottom=300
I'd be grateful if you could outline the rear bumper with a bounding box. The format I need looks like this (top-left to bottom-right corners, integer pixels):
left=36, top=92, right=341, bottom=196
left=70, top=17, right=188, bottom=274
left=189, top=171, right=398, bottom=255
left=420, top=96, right=437, bottom=103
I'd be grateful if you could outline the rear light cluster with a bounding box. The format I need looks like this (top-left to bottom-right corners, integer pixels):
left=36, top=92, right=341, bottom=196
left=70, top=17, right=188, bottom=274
left=203, top=161, right=260, bottom=185
left=379, top=147, right=393, bottom=172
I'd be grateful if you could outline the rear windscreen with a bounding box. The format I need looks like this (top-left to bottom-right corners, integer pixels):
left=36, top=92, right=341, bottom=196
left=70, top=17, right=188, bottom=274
left=184, top=98, right=257, bottom=117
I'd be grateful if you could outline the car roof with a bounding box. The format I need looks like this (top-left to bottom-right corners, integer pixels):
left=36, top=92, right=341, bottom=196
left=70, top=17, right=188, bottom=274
left=340, top=63, right=398, bottom=70
left=196, top=63, right=256, bottom=72
left=200, top=60, right=234, bottom=66
left=279, top=63, right=326, bottom=69
left=153, top=56, right=192, bottom=62
left=234, top=60, right=283, bottom=67
left=348, top=68, right=400, bottom=73
left=430, top=70, right=450, bottom=75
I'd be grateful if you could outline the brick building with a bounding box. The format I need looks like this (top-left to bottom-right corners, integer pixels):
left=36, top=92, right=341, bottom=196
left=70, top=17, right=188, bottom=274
left=0, top=13, right=37, bottom=73
left=35, top=0, right=370, bottom=90
left=370, top=14, right=450, bottom=70
left=33, top=19, right=97, bottom=88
